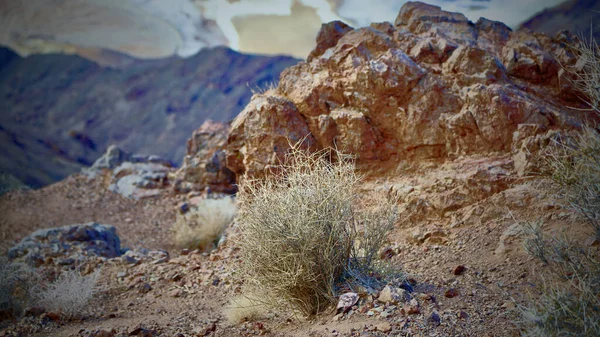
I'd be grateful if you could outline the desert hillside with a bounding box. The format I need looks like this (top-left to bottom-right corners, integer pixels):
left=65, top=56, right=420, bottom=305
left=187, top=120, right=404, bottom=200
left=0, top=47, right=298, bottom=188
left=1, top=2, right=599, bottom=337
left=520, top=0, right=600, bottom=42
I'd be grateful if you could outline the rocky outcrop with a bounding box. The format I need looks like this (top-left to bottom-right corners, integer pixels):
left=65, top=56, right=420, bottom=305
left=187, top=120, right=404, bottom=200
left=8, top=222, right=122, bottom=267
left=226, top=1, right=598, bottom=179
left=84, top=145, right=174, bottom=200
left=172, top=120, right=236, bottom=194
left=0, top=46, right=298, bottom=188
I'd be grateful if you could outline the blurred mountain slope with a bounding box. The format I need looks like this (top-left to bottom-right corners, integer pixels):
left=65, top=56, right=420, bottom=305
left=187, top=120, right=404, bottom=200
left=0, top=47, right=298, bottom=188
left=519, top=0, right=600, bottom=41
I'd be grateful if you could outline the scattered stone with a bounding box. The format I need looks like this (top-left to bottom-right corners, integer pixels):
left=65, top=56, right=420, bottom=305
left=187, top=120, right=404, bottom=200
left=179, top=202, right=190, bottom=214
left=90, top=328, right=117, bottom=337
left=138, top=283, right=152, bottom=294
left=403, top=299, right=420, bottom=315
left=427, top=311, right=441, bottom=327
left=128, top=327, right=158, bottom=337
left=495, top=223, right=523, bottom=255
left=202, top=322, right=217, bottom=336
left=378, top=286, right=406, bottom=304
left=458, top=310, right=470, bottom=320
left=379, top=246, right=396, bottom=260
left=502, top=301, right=516, bottom=309
left=453, top=265, right=466, bottom=275
left=375, top=321, right=392, bottom=333
left=24, top=307, right=45, bottom=317
left=444, top=288, right=459, bottom=298
left=336, top=292, right=359, bottom=313
left=43, top=311, right=61, bottom=322
left=169, top=289, right=182, bottom=298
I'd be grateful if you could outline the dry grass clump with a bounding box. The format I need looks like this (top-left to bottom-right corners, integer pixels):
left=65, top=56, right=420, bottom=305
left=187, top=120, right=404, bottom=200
left=224, top=295, right=266, bottom=324
left=236, top=144, right=398, bottom=316
left=519, top=97, right=600, bottom=334
left=521, top=222, right=600, bottom=337
left=31, top=269, right=99, bottom=319
left=173, top=197, right=237, bottom=252
left=545, top=125, right=600, bottom=239
left=568, top=32, right=600, bottom=114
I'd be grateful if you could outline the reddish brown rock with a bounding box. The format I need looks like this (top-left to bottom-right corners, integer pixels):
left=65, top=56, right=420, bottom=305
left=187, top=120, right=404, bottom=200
left=224, top=1, right=598, bottom=180
left=173, top=120, right=236, bottom=194
left=308, top=21, right=353, bottom=62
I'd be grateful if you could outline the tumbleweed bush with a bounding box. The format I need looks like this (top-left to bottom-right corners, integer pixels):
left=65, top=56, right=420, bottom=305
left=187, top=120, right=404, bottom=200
left=31, top=269, right=99, bottom=319
left=237, top=144, right=398, bottom=316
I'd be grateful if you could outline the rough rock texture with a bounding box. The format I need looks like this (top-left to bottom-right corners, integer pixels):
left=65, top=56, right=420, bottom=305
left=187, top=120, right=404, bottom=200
left=8, top=222, right=122, bottom=267
left=225, top=1, right=598, bottom=179
left=84, top=146, right=174, bottom=200
left=0, top=46, right=298, bottom=188
left=172, top=120, right=236, bottom=194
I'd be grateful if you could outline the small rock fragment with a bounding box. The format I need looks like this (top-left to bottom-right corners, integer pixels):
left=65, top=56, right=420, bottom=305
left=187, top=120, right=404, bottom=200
left=427, top=311, right=441, bottom=327
left=336, top=292, right=359, bottom=313
left=444, top=288, right=459, bottom=298
left=453, top=265, right=466, bottom=275
left=378, top=285, right=406, bottom=304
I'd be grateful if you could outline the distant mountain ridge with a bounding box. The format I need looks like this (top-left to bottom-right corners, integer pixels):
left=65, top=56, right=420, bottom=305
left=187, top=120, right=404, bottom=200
left=0, top=47, right=299, bottom=188
left=519, top=0, right=600, bottom=42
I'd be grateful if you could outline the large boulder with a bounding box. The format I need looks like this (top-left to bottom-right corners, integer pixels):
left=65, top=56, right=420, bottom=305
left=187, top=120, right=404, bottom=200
left=225, top=1, right=598, bottom=179
left=8, top=222, right=122, bottom=267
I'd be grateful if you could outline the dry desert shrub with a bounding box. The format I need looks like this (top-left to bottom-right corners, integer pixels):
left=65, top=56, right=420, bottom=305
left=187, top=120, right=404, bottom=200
left=236, top=143, right=398, bottom=316
left=520, top=222, right=600, bottom=337
left=567, top=32, right=600, bottom=114
left=173, top=197, right=237, bottom=251
left=519, top=96, right=600, bottom=335
left=546, top=125, right=600, bottom=239
left=224, top=294, right=266, bottom=324
left=31, top=269, right=99, bottom=319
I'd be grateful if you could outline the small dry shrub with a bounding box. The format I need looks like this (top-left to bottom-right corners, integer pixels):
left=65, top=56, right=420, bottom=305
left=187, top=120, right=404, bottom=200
left=173, top=197, right=237, bottom=251
left=520, top=63, right=600, bottom=335
left=236, top=144, right=398, bottom=316
left=567, top=32, right=600, bottom=114
left=545, top=125, right=600, bottom=239
left=521, top=223, right=600, bottom=337
left=224, top=295, right=266, bottom=324
left=31, top=269, right=99, bottom=319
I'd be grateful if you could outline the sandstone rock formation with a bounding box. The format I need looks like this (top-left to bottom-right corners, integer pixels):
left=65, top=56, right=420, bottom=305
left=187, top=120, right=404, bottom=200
left=225, top=1, right=599, bottom=180
left=172, top=120, right=236, bottom=194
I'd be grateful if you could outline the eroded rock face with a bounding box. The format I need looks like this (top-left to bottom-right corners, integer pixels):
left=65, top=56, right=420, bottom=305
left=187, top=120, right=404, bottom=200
left=225, top=1, right=597, bottom=179
left=173, top=120, right=236, bottom=194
